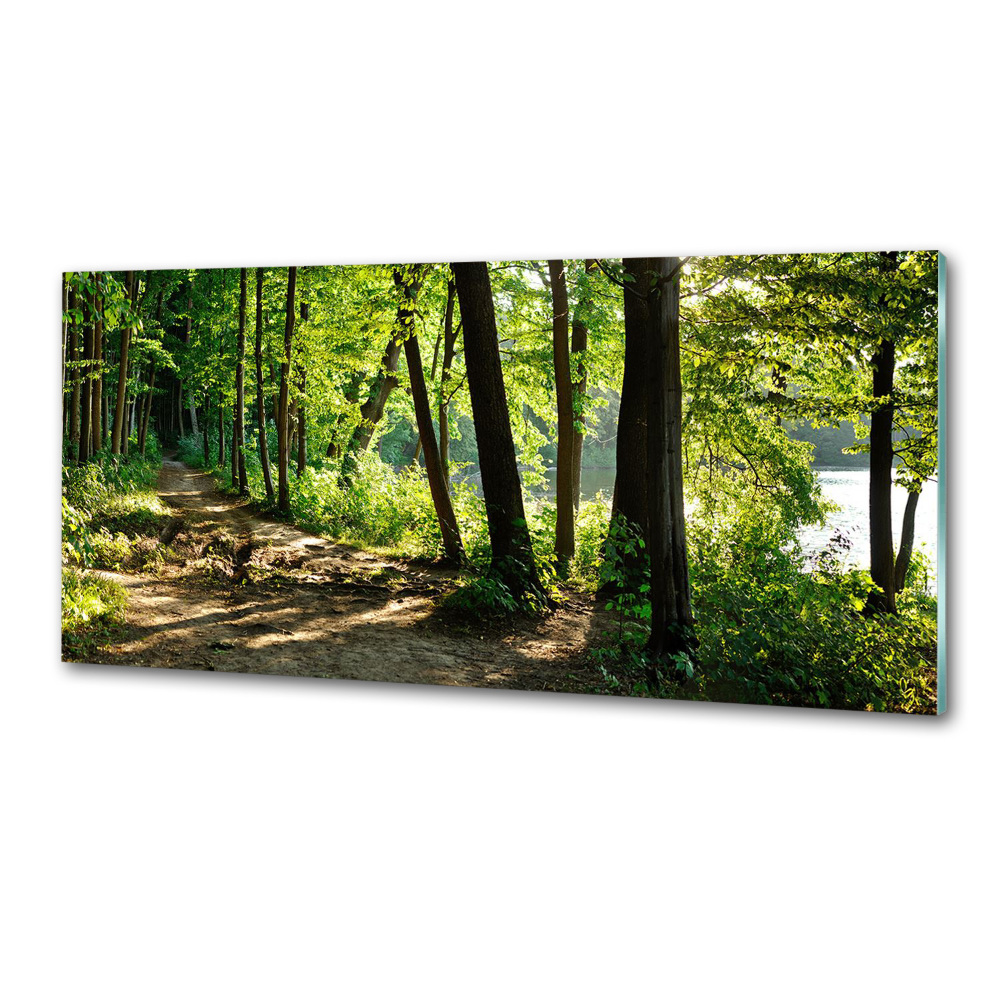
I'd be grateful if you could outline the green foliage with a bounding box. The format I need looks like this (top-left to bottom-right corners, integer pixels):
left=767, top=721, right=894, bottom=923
left=62, top=445, right=168, bottom=571
left=61, top=567, right=127, bottom=633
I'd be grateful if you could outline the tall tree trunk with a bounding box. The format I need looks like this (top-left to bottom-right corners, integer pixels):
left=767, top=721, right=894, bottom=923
left=61, top=276, right=69, bottom=436
left=69, top=286, right=81, bottom=452
left=140, top=364, right=156, bottom=457
left=111, top=271, right=135, bottom=454
left=570, top=260, right=595, bottom=509
left=277, top=267, right=297, bottom=512
left=202, top=393, right=211, bottom=466
left=549, top=259, right=575, bottom=574
left=234, top=268, right=248, bottom=494
left=601, top=257, right=651, bottom=591
left=186, top=285, right=200, bottom=435
left=866, top=252, right=900, bottom=615
left=255, top=268, right=274, bottom=500
left=91, top=275, right=104, bottom=455
left=296, top=359, right=307, bottom=476
left=894, top=489, right=921, bottom=593
left=217, top=396, right=226, bottom=467
left=398, top=269, right=465, bottom=563
left=451, top=261, right=541, bottom=594
left=644, top=257, right=695, bottom=661
left=438, top=281, right=458, bottom=481
left=77, top=281, right=94, bottom=464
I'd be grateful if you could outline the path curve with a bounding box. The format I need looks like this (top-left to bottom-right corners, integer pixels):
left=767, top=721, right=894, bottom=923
left=97, top=457, right=608, bottom=692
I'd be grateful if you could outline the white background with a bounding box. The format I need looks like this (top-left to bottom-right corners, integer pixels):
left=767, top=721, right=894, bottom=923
left=2, top=2, right=997, bottom=997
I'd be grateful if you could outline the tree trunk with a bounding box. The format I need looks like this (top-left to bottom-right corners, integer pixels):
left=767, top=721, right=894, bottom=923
left=111, top=270, right=135, bottom=454
left=202, top=394, right=210, bottom=466
left=398, top=270, right=465, bottom=563
left=451, top=261, right=541, bottom=594
left=77, top=281, right=94, bottom=464
left=439, top=282, right=458, bottom=480
left=255, top=268, right=274, bottom=500
left=342, top=336, right=404, bottom=470
left=186, top=287, right=199, bottom=435
left=571, top=260, right=595, bottom=509
left=866, top=252, right=900, bottom=614
left=277, top=267, right=297, bottom=512
left=612, top=258, right=650, bottom=536
left=296, top=359, right=307, bottom=476
left=140, top=364, right=156, bottom=457
left=91, top=274, right=104, bottom=455
left=894, top=489, right=921, bottom=593
left=644, top=258, right=695, bottom=661
left=69, top=286, right=81, bottom=452
left=234, top=268, right=248, bottom=494
left=549, top=259, right=575, bottom=573
left=61, top=276, right=69, bottom=436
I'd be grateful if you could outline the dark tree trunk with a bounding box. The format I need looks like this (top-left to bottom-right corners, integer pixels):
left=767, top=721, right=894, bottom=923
left=644, top=258, right=695, bottom=661
left=62, top=276, right=69, bottom=436
left=894, top=489, right=921, bottom=593
left=866, top=252, right=900, bottom=615
left=296, top=359, right=307, bottom=476
left=255, top=268, right=274, bottom=500
left=217, top=396, right=226, bottom=467
left=398, top=270, right=465, bottom=564
left=549, top=259, right=575, bottom=574
left=91, top=275, right=104, bottom=455
left=570, top=260, right=595, bottom=509
left=277, top=267, right=297, bottom=512
left=186, top=285, right=199, bottom=436
left=69, top=286, right=81, bottom=452
left=438, top=281, right=458, bottom=480
left=111, top=271, right=135, bottom=454
left=77, top=281, right=94, bottom=464
left=451, top=261, right=541, bottom=594
left=140, top=364, right=156, bottom=457
left=234, top=268, right=248, bottom=494
left=612, top=258, right=650, bottom=536
left=202, top=393, right=210, bottom=466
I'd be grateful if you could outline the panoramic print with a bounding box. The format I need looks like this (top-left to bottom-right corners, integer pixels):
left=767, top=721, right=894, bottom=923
left=61, top=253, right=944, bottom=712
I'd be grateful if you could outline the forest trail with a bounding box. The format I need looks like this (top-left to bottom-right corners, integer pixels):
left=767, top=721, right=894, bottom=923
left=96, top=457, right=610, bottom=692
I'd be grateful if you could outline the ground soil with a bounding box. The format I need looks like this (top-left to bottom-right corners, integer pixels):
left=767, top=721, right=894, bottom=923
left=82, top=457, right=614, bottom=693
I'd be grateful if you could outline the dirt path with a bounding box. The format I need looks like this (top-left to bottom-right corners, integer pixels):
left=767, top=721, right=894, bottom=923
left=96, top=458, right=611, bottom=692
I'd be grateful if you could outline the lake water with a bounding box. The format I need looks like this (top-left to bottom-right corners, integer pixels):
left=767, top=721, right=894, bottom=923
left=538, top=465, right=937, bottom=579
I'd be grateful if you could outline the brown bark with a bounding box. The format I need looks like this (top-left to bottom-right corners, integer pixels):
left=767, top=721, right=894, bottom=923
left=296, top=358, right=307, bottom=476
left=69, top=285, right=81, bottom=451
left=611, top=258, right=650, bottom=537
left=91, top=275, right=104, bottom=455
left=571, top=260, right=595, bottom=508
left=549, top=259, right=575, bottom=573
left=202, top=392, right=210, bottom=466
left=77, top=280, right=94, bottom=464
left=644, top=258, right=695, bottom=660
left=894, top=489, right=921, bottom=593
left=111, top=271, right=135, bottom=454
left=234, top=268, right=248, bottom=494
left=139, top=364, right=156, bottom=457
left=398, top=270, right=465, bottom=563
left=866, top=252, right=900, bottom=615
left=451, top=261, right=541, bottom=594
left=439, top=281, right=459, bottom=480
left=277, top=267, right=297, bottom=512
left=255, top=268, right=274, bottom=500
left=342, top=336, right=404, bottom=469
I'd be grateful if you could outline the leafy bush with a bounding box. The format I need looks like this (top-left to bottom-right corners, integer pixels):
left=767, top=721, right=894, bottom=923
left=61, top=567, right=127, bottom=633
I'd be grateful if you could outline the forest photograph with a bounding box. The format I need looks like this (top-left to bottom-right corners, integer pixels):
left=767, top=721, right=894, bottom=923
left=60, top=253, right=943, bottom=713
